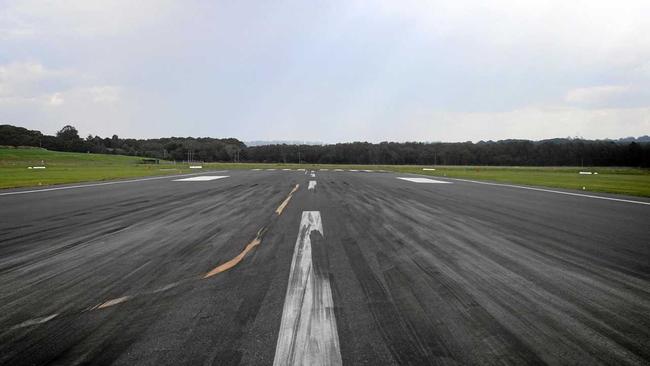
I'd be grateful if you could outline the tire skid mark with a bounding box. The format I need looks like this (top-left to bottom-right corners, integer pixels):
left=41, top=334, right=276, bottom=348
left=5, top=183, right=302, bottom=331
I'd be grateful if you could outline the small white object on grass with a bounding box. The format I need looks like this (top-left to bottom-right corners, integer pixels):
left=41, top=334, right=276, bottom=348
left=423, top=168, right=436, bottom=171
left=579, top=171, right=592, bottom=175
left=189, top=165, right=203, bottom=169
left=582, top=186, right=586, bottom=190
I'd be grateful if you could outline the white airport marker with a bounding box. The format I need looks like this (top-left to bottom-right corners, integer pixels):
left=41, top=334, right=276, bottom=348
left=252, top=168, right=262, bottom=171
left=422, top=168, right=436, bottom=171
left=310, top=172, right=316, bottom=178
left=349, top=169, right=359, bottom=172
left=173, top=175, right=229, bottom=182
left=308, top=180, right=317, bottom=191
left=319, top=169, right=329, bottom=171
left=334, top=169, right=343, bottom=172
left=274, top=211, right=342, bottom=366
left=397, top=177, right=451, bottom=184
left=283, top=168, right=291, bottom=171
left=267, top=169, right=277, bottom=171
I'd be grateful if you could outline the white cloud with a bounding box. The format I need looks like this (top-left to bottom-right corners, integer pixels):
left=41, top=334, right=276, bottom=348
left=564, top=85, right=631, bottom=105
left=350, top=0, right=650, bottom=72
left=0, top=0, right=179, bottom=40
left=48, top=93, right=64, bottom=106
left=88, top=86, right=121, bottom=104
left=0, top=61, right=121, bottom=109
left=0, top=62, right=69, bottom=98
left=383, top=106, right=650, bottom=142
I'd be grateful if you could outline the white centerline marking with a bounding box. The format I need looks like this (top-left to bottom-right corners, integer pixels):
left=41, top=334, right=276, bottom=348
left=310, top=173, right=316, bottom=178
left=274, top=211, right=342, bottom=366
left=173, top=175, right=229, bottom=182
left=0, top=171, right=227, bottom=196
left=450, top=178, right=650, bottom=206
left=397, top=177, right=452, bottom=184
left=308, top=180, right=317, bottom=191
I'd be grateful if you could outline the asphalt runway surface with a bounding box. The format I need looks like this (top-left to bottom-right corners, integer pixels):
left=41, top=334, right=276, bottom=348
left=1, top=169, right=649, bottom=365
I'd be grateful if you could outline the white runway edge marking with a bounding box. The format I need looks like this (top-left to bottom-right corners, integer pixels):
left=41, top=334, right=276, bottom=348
left=451, top=178, right=650, bottom=206
left=173, top=175, right=229, bottom=182
left=397, top=177, right=452, bottom=184
left=308, top=180, right=317, bottom=191
left=0, top=171, right=226, bottom=196
left=274, top=211, right=342, bottom=366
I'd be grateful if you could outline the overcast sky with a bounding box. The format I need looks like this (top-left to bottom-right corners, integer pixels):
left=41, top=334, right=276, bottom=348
left=1, top=0, right=649, bottom=142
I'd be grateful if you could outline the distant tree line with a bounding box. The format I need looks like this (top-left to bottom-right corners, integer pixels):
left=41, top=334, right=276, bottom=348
left=0, top=124, right=245, bottom=162
left=1, top=124, right=649, bottom=166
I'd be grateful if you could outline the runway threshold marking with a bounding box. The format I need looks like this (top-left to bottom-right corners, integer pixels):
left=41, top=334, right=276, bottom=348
left=173, top=175, right=229, bottom=182
left=274, top=211, right=342, bottom=366
left=397, top=177, right=452, bottom=184
left=0, top=171, right=228, bottom=196
left=451, top=178, right=650, bottom=206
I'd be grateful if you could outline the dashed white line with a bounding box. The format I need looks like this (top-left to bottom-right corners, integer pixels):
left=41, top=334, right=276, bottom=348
left=274, top=211, right=342, bottom=366
left=397, top=177, right=452, bottom=184
left=308, top=180, right=317, bottom=191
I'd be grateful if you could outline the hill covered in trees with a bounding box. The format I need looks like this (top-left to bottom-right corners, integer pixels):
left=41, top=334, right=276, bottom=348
left=1, top=124, right=648, bottom=167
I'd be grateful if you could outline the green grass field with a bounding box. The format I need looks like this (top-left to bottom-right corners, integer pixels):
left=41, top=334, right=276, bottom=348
left=1, top=147, right=649, bottom=197
left=0, top=147, right=196, bottom=189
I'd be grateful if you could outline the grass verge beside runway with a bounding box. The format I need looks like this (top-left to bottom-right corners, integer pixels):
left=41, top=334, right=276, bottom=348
left=201, top=163, right=650, bottom=197
left=1, top=148, right=649, bottom=197
left=0, top=147, right=195, bottom=189
left=388, top=165, right=650, bottom=198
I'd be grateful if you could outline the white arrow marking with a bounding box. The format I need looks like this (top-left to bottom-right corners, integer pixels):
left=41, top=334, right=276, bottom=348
left=273, top=211, right=342, bottom=366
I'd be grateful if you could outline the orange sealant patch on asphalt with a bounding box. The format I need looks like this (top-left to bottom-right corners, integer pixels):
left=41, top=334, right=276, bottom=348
left=276, top=184, right=300, bottom=215
left=204, top=226, right=267, bottom=278
left=204, top=184, right=300, bottom=279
